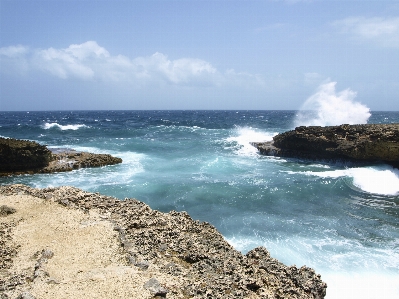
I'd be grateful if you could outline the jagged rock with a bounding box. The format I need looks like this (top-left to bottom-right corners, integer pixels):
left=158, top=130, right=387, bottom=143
left=144, top=278, right=168, bottom=297
left=0, top=138, right=51, bottom=173
left=252, top=124, right=399, bottom=167
left=0, top=184, right=328, bottom=298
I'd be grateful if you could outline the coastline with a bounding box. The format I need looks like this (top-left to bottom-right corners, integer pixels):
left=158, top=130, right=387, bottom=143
left=1, top=184, right=327, bottom=299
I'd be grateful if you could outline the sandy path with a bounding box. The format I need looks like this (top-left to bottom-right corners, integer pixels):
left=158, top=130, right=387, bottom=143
left=0, top=194, right=180, bottom=299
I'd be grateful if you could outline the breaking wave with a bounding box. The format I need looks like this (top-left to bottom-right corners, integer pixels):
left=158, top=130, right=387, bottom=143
left=42, top=122, right=88, bottom=130
left=294, top=82, right=371, bottom=127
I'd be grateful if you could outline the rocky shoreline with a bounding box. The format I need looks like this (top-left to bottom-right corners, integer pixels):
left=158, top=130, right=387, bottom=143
left=0, top=184, right=327, bottom=299
left=252, top=124, right=399, bottom=168
left=0, top=138, right=122, bottom=176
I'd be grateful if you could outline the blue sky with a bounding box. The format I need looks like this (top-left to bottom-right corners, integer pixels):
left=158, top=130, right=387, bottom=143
left=1, top=0, right=398, bottom=111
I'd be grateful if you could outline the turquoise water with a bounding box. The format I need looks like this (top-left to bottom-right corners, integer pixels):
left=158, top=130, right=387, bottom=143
left=1, top=110, right=399, bottom=298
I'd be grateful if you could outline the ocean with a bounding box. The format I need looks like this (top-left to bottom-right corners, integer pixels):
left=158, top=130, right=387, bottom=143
left=1, top=110, right=398, bottom=298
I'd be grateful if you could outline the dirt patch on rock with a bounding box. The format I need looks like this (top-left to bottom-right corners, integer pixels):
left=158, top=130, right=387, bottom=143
left=0, top=192, right=184, bottom=299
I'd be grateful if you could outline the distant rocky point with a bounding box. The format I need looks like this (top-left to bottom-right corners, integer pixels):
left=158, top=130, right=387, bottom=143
left=0, top=137, right=122, bottom=176
left=252, top=124, right=399, bottom=168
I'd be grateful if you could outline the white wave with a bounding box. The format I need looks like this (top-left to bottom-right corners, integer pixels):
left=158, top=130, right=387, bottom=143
left=42, top=122, right=88, bottom=130
left=323, top=272, right=399, bottom=299
left=293, top=165, right=399, bottom=196
left=226, top=127, right=276, bottom=156
left=226, top=235, right=399, bottom=299
left=225, top=236, right=260, bottom=252
left=294, top=81, right=371, bottom=127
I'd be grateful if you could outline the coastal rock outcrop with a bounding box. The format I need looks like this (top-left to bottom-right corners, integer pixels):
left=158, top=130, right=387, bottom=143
left=0, top=184, right=327, bottom=298
left=0, top=138, right=122, bottom=176
left=0, top=138, right=52, bottom=173
left=252, top=124, right=399, bottom=167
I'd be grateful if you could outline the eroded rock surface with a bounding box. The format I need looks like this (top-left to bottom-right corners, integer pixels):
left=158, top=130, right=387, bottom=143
left=252, top=124, right=399, bottom=167
left=0, top=184, right=327, bottom=298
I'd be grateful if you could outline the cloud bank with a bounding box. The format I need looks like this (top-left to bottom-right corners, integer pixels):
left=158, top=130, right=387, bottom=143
left=333, top=17, right=399, bottom=48
left=0, top=41, right=262, bottom=87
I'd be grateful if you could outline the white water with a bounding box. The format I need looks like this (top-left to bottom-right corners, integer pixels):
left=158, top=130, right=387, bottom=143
left=288, top=165, right=399, bottom=196
left=42, top=122, right=88, bottom=130
left=294, top=81, right=371, bottom=127
left=226, top=126, right=276, bottom=156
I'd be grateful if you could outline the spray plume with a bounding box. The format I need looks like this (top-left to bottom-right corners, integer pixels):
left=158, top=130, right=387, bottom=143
left=294, top=82, right=371, bottom=127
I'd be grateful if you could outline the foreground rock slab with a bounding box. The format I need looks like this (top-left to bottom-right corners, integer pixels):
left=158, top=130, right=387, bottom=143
left=0, top=138, right=122, bottom=176
left=252, top=124, right=399, bottom=168
left=0, top=184, right=327, bottom=299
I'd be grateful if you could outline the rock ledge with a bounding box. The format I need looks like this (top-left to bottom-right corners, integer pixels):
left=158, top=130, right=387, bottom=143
left=252, top=124, right=399, bottom=167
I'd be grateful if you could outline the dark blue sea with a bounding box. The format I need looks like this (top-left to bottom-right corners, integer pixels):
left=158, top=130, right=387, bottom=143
left=1, top=110, right=398, bottom=298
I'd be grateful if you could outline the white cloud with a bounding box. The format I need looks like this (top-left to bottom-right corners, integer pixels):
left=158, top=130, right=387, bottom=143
left=133, top=52, right=218, bottom=85
left=1, top=41, right=263, bottom=87
left=66, top=41, right=110, bottom=60
left=0, top=45, right=30, bottom=74
left=332, top=17, right=399, bottom=48
left=34, top=46, right=95, bottom=80
left=0, top=45, right=29, bottom=57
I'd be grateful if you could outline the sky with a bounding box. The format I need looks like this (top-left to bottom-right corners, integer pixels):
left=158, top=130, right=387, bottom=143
left=1, top=0, right=399, bottom=111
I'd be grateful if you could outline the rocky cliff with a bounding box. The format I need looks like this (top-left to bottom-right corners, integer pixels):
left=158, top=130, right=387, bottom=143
left=0, top=138, right=122, bottom=176
left=252, top=124, right=399, bottom=167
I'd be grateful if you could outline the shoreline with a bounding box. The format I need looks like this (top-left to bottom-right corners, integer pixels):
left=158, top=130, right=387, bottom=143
left=1, top=184, right=327, bottom=299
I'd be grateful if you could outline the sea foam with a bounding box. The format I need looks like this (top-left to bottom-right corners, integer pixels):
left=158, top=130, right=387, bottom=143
left=226, top=127, right=275, bottom=156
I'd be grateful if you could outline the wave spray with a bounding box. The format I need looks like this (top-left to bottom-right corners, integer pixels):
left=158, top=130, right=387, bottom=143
left=294, top=82, right=371, bottom=127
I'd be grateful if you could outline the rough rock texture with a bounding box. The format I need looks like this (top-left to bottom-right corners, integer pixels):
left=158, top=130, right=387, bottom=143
left=0, top=138, right=122, bottom=176
left=0, top=138, right=51, bottom=173
left=0, top=184, right=327, bottom=299
left=252, top=124, right=399, bottom=167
